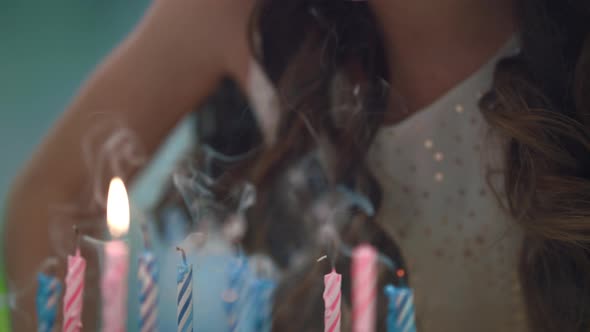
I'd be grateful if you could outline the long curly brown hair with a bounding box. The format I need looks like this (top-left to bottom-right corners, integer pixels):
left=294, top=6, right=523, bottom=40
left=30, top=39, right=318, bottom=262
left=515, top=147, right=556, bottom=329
left=185, top=0, right=590, bottom=330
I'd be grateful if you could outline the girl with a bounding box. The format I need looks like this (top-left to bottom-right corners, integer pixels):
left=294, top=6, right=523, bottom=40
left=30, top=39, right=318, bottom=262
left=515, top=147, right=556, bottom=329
left=4, top=0, right=590, bottom=331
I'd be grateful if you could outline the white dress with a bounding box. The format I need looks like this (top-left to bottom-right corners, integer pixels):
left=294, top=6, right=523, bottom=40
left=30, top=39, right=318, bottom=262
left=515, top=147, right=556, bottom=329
left=368, top=37, right=529, bottom=331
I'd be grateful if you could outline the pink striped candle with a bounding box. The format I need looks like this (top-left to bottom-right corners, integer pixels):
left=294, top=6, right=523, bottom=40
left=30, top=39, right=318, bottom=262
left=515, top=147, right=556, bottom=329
left=102, top=241, right=129, bottom=332
left=63, top=249, right=86, bottom=332
left=351, top=244, right=378, bottom=332
left=101, top=177, right=130, bottom=332
left=323, top=269, right=341, bottom=332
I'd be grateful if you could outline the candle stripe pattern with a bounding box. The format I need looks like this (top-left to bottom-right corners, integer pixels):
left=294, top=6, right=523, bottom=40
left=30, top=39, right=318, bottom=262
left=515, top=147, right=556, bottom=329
left=224, top=257, right=249, bottom=332
left=351, top=244, right=377, bottom=332
left=248, top=278, right=276, bottom=332
left=177, top=263, right=193, bottom=332
left=63, top=250, right=86, bottom=332
left=101, top=241, right=129, bottom=332
left=139, top=252, right=159, bottom=332
left=323, top=270, right=342, bottom=332
left=384, top=285, right=417, bottom=332
left=235, top=276, right=275, bottom=332
left=36, top=273, right=62, bottom=332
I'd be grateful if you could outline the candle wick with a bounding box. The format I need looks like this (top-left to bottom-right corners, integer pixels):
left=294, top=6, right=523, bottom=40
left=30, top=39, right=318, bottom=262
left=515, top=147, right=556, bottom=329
left=73, top=225, right=81, bottom=252
left=141, top=223, right=151, bottom=249
left=176, top=247, right=187, bottom=265
left=82, top=234, right=109, bottom=246
left=330, top=247, right=337, bottom=270
left=46, top=260, right=58, bottom=276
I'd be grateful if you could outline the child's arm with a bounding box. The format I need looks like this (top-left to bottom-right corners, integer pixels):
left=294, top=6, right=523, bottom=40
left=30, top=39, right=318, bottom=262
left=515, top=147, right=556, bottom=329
left=3, top=0, right=255, bottom=329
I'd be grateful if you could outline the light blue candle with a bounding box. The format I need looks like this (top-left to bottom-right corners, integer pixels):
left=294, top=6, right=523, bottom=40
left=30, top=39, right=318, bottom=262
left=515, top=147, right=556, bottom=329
left=36, top=272, right=61, bottom=332
left=233, top=275, right=276, bottom=332
left=176, top=247, right=193, bottom=332
left=223, top=255, right=249, bottom=332
left=247, top=277, right=276, bottom=332
left=384, top=284, right=417, bottom=332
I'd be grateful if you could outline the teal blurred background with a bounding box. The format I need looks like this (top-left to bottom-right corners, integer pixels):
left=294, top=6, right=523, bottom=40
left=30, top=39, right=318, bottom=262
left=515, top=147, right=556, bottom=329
left=0, top=1, right=150, bottom=209
left=0, top=3, right=235, bottom=330
left=0, top=2, right=156, bottom=330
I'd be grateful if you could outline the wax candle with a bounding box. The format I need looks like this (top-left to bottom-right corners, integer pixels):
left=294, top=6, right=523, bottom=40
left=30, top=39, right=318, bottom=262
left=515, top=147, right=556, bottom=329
left=351, top=244, right=377, bottom=332
left=36, top=272, right=62, bottom=332
left=176, top=247, right=193, bottom=332
left=138, top=226, right=159, bottom=332
left=223, top=255, right=249, bottom=331
left=323, top=269, right=342, bottom=332
left=243, top=277, right=275, bottom=332
left=384, top=284, right=416, bottom=332
left=234, top=277, right=276, bottom=332
left=63, top=246, right=86, bottom=332
left=102, top=177, right=130, bottom=332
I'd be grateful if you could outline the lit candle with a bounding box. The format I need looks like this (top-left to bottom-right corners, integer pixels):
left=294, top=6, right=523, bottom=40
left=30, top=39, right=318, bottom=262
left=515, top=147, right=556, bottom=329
left=176, top=247, right=193, bottom=332
left=384, top=284, right=416, bottom=332
left=102, top=177, right=130, bottom=332
left=138, top=225, right=159, bottom=332
left=63, top=227, right=86, bottom=332
left=36, top=266, right=61, bottom=332
left=351, top=244, right=377, bottom=332
left=323, top=269, right=341, bottom=332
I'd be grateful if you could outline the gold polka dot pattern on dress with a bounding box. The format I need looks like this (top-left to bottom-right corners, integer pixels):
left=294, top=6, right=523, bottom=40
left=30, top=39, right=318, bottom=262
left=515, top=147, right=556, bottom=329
left=434, top=152, right=444, bottom=162
left=366, top=39, right=527, bottom=330
left=434, top=172, right=444, bottom=182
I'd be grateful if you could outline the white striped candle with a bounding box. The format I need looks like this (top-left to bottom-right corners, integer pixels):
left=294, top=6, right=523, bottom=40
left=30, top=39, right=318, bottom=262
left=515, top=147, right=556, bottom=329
left=36, top=272, right=62, bottom=332
left=351, top=244, right=377, bottom=332
left=176, top=247, right=193, bottom=332
left=323, top=269, right=342, bottom=332
left=138, top=251, right=159, bottom=332
left=63, top=249, right=86, bottom=332
left=384, top=284, right=417, bottom=332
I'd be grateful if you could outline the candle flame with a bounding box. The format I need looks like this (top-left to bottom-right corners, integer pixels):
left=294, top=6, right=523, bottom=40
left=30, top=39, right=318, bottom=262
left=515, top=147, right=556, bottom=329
left=106, top=177, right=130, bottom=238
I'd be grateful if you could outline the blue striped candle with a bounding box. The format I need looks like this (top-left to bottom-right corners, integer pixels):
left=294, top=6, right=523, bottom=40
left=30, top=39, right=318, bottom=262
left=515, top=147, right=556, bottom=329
left=247, top=278, right=276, bottom=332
left=176, top=247, right=193, bottom=332
left=384, top=284, right=417, bottom=332
left=223, top=256, right=249, bottom=332
left=138, top=251, right=159, bottom=332
left=233, top=275, right=276, bottom=332
left=36, top=272, right=62, bottom=332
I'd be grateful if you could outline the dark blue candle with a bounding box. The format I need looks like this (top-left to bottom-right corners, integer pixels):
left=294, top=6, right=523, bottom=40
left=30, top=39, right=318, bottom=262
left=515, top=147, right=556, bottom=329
left=36, top=272, right=61, bottom=332
left=384, top=284, right=416, bottom=332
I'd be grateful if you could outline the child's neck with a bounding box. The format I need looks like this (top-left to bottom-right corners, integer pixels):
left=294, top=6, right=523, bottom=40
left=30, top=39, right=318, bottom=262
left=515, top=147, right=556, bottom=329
left=370, top=0, right=517, bottom=116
